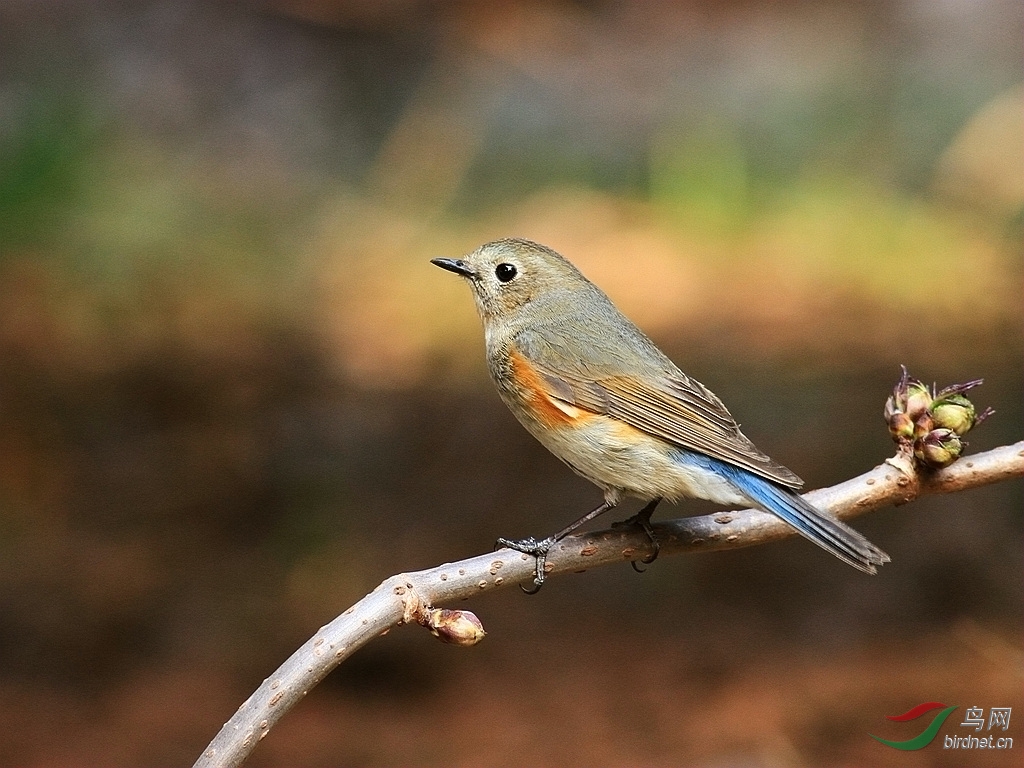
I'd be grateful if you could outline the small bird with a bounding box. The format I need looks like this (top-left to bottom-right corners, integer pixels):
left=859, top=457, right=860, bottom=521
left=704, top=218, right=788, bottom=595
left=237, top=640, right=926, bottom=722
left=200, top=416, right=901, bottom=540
left=432, top=238, right=889, bottom=590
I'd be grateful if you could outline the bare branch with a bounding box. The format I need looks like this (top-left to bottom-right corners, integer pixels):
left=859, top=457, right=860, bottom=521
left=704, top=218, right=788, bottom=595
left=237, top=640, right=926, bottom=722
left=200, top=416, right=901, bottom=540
left=194, top=441, right=1024, bottom=768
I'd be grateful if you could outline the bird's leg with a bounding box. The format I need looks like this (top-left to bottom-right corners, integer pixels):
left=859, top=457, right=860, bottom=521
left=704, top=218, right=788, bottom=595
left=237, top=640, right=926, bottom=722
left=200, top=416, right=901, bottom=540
left=612, top=498, right=662, bottom=571
left=496, top=500, right=615, bottom=593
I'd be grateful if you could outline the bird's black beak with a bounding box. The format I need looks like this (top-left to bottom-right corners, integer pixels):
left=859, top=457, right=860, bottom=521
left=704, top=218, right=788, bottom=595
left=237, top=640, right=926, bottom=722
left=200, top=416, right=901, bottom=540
left=431, top=257, right=476, bottom=278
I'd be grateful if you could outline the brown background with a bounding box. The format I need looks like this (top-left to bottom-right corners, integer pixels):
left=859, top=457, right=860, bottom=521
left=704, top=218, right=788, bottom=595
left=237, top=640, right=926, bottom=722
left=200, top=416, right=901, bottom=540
left=0, top=1, right=1021, bottom=765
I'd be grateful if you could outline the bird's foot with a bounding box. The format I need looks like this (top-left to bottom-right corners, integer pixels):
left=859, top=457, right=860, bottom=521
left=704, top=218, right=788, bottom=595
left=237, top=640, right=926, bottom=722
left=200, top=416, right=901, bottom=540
left=611, top=500, right=661, bottom=572
left=495, top=536, right=557, bottom=593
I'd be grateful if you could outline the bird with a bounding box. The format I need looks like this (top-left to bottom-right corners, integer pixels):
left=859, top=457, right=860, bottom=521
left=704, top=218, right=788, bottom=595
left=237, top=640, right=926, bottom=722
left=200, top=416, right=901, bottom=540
left=432, top=238, right=889, bottom=591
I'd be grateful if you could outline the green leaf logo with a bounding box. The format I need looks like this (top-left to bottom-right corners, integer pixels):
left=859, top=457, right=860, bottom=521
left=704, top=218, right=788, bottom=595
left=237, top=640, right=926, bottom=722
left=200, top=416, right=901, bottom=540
left=870, top=702, right=959, bottom=750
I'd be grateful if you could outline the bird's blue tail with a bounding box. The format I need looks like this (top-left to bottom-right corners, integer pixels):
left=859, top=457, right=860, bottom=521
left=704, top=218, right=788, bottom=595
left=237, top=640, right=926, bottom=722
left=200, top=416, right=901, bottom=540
left=689, top=454, right=889, bottom=573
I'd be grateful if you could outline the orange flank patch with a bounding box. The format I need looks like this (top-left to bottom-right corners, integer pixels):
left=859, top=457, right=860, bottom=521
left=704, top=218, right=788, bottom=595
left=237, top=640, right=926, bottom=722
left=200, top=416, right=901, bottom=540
left=508, top=351, right=594, bottom=428
left=608, top=415, right=649, bottom=443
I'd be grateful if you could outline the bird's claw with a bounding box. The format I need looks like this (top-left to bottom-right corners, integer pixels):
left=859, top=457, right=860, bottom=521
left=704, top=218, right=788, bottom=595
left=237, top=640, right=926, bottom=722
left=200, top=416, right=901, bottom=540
left=612, top=509, right=661, bottom=571
left=495, top=535, right=556, bottom=593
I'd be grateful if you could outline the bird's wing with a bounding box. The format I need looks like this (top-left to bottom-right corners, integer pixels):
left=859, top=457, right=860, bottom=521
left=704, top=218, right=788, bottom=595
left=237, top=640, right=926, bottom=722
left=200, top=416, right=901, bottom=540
left=516, top=329, right=805, bottom=489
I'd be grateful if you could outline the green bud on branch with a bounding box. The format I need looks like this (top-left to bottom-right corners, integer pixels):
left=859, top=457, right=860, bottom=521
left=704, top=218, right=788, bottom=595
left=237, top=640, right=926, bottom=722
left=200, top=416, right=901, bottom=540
left=884, top=366, right=993, bottom=470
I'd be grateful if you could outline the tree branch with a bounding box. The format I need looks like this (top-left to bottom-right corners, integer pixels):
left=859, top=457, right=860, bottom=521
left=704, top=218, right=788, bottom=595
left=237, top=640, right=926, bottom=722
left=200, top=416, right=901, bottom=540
left=194, top=441, right=1024, bottom=768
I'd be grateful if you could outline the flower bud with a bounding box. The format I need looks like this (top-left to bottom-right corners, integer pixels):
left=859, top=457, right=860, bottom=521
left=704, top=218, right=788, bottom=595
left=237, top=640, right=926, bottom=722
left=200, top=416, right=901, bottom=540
left=884, top=392, right=913, bottom=440
left=914, top=428, right=962, bottom=469
left=913, top=412, right=934, bottom=443
left=887, top=410, right=915, bottom=441
left=904, top=378, right=933, bottom=421
left=426, top=609, right=486, bottom=647
left=930, top=393, right=977, bottom=436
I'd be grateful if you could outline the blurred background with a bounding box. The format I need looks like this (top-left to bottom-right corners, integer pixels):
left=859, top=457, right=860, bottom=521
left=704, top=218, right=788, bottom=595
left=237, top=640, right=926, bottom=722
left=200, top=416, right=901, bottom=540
left=1, top=1, right=1021, bottom=765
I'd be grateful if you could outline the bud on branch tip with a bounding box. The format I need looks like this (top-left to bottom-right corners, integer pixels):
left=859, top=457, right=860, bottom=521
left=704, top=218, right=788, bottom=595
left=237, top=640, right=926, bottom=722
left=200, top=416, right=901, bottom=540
left=885, top=366, right=994, bottom=470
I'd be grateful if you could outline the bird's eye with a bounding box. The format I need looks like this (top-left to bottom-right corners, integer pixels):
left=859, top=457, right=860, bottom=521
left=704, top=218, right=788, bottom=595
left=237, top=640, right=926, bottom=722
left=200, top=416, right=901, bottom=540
left=495, top=263, right=517, bottom=283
